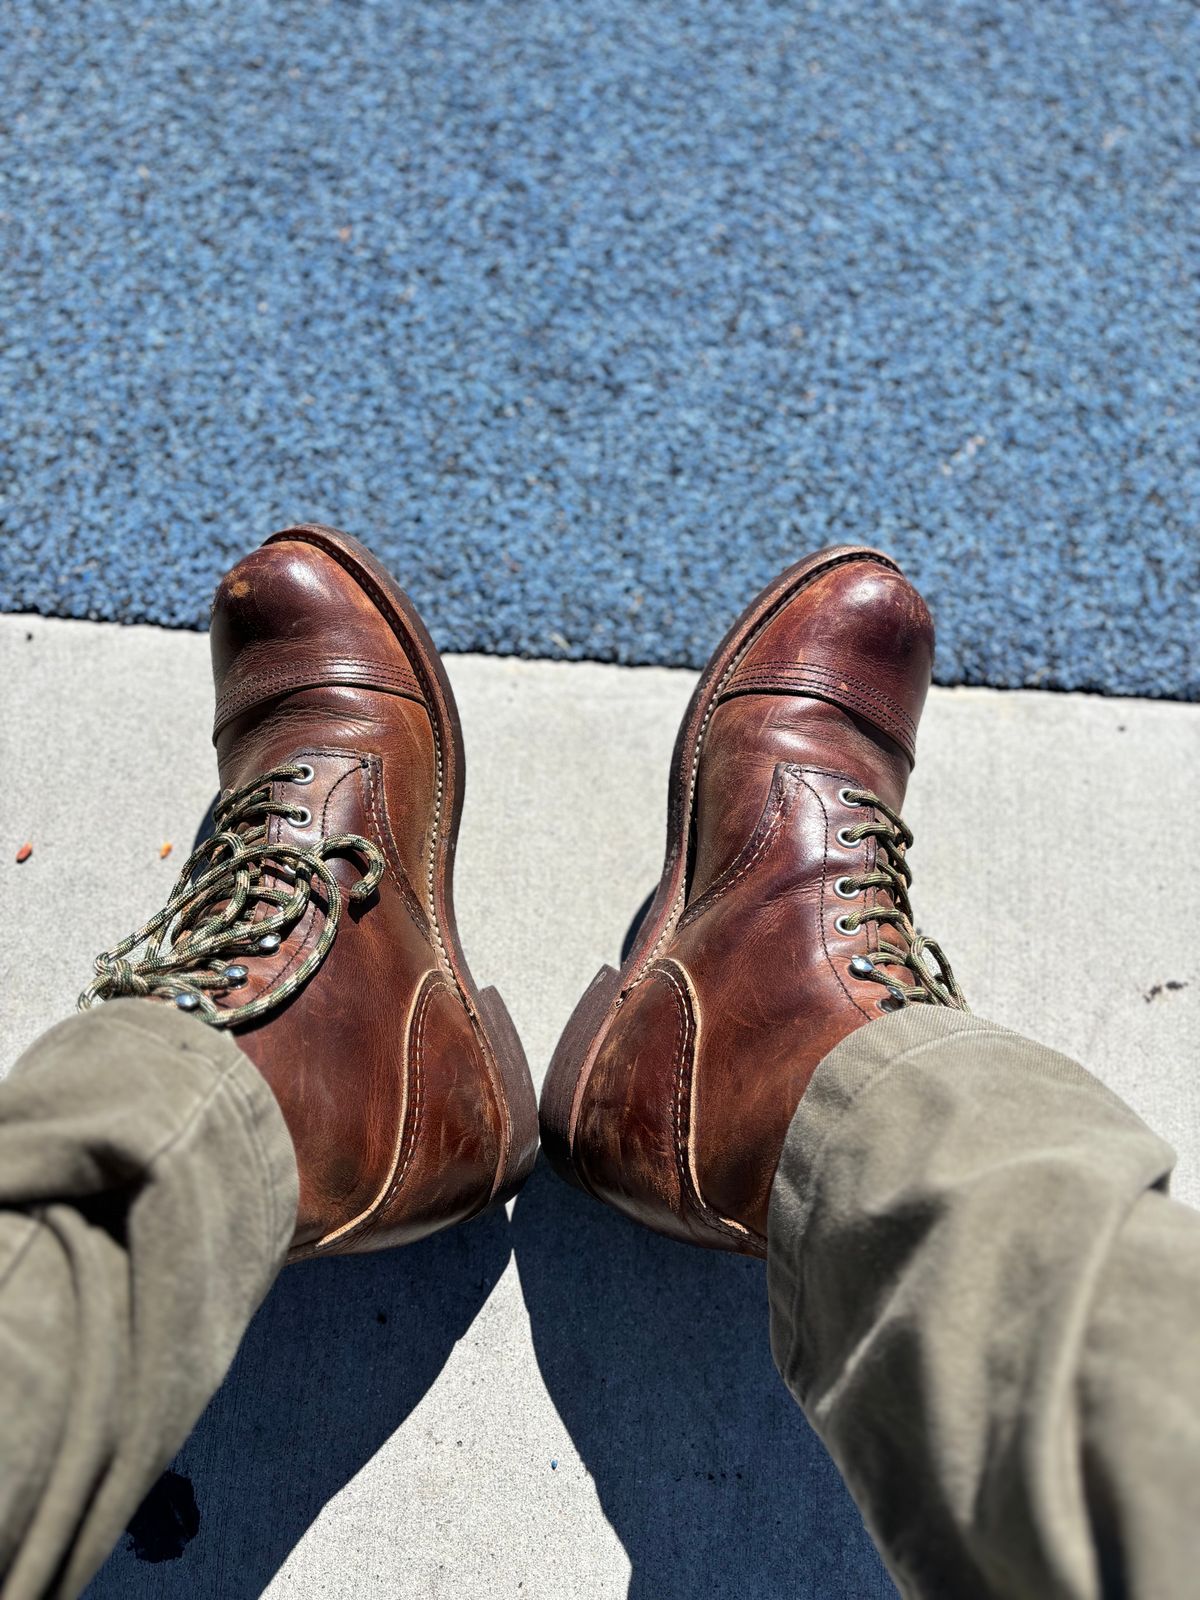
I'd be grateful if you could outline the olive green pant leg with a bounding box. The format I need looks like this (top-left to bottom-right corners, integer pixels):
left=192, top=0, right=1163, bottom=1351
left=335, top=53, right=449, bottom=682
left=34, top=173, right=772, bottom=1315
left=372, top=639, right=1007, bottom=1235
left=0, top=1001, right=297, bottom=1600
left=768, top=1007, right=1200, bottom=1600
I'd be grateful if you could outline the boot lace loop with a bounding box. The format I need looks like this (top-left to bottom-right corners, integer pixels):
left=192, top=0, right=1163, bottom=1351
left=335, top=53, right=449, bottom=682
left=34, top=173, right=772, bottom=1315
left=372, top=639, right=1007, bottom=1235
left=837, top=788, right=966, bottom=1009
left=78, top=763, right=384, bottom=1027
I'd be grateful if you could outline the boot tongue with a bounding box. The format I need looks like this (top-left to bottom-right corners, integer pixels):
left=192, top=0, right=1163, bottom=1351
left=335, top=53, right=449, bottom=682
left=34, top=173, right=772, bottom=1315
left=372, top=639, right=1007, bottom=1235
left=689, top=695, right=912, bottom=904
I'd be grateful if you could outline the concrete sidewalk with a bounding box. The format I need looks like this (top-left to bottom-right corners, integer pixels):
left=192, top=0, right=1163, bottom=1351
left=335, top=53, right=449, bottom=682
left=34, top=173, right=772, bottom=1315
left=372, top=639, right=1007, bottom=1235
left=2, top=613, right=1198, bottom=1600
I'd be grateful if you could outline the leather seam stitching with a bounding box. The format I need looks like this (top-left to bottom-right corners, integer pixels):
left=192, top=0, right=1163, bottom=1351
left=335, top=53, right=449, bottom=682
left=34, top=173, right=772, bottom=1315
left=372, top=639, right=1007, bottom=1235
left=637, top=550, right=897, bottom=976
left=658, top=962, right=751, bottom=1246
left=362, top=756, right=430, bottom=938
left=375, top=973, right=436, bottom=1218
left=221, top=657, right=420, bottom=682
left=680, top=762, right=863, bottom=930
left=722, top=662, right=916, bottom=734
left=212, top=660, right=423, bottom=735
left=215, top=658, right=421, bottom=698
left=282, top=529, right=452, bottom=972
left=309, top=972, right=437, bottom=1254
left=678, top=768, right=795, bottom=930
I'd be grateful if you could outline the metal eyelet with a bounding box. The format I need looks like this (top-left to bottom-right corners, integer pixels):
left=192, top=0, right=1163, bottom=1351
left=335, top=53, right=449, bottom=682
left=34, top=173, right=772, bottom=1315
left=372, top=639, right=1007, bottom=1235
left=293, top=763, right=315, bottom=785
left=836, top=826, right=859, bottom=848
left=849, top=955, right=876, bottom=979
left=834, top=913, right=858, bottom=936
left=257, top=931, right=282, bottom=954
left=838, top=787, right=863, bottom=807
left=290, top=806, right=312, bottom=828
left=833, top=877, right=860, bottom=900
left=223, top=964, right=249, bottom=986
left=877, top=995, right=904, bottom=1013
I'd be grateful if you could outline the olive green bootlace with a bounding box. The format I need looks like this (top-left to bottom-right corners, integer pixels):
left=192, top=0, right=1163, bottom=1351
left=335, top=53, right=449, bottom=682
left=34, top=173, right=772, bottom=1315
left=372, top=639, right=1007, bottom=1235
left=78, top=762, right=385, bottom=1027
left=836, top=788, right=967, bottom=1010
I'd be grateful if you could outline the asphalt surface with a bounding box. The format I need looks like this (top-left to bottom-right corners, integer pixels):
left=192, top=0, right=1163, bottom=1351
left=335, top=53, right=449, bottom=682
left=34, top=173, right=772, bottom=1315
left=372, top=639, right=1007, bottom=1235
left=2, top=1, right=1199, bottom=696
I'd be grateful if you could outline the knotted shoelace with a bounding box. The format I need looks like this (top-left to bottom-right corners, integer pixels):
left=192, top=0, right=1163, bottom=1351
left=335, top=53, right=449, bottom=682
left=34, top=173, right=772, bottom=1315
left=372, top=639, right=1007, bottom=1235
left=78, top=762, right=385, bottom=1027
left=836, top=788, right=967, bottom=1009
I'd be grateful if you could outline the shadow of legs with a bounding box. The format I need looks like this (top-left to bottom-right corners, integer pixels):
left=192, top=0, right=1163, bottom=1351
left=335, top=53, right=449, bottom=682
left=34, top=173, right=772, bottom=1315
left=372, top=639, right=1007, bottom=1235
left=513, top=1163, right=895, bottom=1600
left=85, top=1205, right=513, bottom=1600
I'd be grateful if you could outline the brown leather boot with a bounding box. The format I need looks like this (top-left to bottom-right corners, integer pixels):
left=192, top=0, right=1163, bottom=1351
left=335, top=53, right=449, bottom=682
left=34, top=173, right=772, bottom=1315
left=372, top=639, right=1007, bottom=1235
left=541, top=547, right=966, bottom=1257
left=81, top=524, right=539, bottom=1260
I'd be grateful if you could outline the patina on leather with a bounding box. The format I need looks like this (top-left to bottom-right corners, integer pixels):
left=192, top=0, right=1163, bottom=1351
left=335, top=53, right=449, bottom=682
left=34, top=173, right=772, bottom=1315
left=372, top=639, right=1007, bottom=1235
left=542, top=549, right=965, bottom=1257
left=84, top=525, right=539, bottom=1260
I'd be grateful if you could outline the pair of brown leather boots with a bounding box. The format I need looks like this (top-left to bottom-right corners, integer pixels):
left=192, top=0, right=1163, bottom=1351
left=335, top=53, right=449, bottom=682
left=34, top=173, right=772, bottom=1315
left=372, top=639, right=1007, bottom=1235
left=83, top=524, right=965, bottom=1261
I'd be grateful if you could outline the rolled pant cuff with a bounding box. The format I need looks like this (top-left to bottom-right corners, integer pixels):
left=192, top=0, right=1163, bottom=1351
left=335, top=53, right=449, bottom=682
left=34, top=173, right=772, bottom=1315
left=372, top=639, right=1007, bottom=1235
left=2, top=999, right=299, bottom=1265
left=763, top=1005, right=1171, bottom=1403
left=0, top=1000, right=300, bottom=1600
left=766, top=1007, right=1013, bottom=1258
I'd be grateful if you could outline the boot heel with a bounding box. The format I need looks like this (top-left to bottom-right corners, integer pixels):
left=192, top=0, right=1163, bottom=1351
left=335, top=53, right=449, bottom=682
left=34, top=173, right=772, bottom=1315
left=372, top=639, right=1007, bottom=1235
left=478, top=986, right=540, bottom=1205
left=539, top=964, right=622, bottom=1188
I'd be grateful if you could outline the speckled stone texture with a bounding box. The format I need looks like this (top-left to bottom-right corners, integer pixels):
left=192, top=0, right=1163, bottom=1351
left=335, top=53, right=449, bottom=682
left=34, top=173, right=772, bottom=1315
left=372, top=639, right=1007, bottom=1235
left=2, top=0, right=1198, bottom=697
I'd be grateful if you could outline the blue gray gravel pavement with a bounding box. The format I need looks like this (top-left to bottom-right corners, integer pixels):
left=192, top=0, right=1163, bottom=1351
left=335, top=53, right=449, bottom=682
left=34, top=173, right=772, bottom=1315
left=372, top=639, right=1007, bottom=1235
left=2, top=0, right=1198, bottom=698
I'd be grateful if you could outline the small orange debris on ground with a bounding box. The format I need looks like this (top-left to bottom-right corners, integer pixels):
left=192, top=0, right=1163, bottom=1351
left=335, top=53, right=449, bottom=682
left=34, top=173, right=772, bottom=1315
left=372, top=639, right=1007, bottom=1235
left=160, top=841, right=173, bottom=859
left=15, top=842, right=33, bottom=863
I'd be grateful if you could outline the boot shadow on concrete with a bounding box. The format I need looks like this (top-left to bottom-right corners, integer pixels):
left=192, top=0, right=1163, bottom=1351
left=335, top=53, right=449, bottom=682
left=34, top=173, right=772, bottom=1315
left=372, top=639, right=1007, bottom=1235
left=513, top=1163, right=894, bottom=1600
left=514, top=891, right=894, bottom=1599
left=81, top=793, right=515, bottom=1597
left=86, top=1205, right=513, bottom=1600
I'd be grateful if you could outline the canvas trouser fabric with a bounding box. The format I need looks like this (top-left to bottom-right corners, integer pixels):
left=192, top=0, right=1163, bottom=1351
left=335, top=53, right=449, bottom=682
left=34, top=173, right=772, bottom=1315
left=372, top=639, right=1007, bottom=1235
left=3, top=999, right=1199, bottom=1600
left=0, top=1001, right=296, bottom=1600
left=768, top=1005, right=1200, bottom=1599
